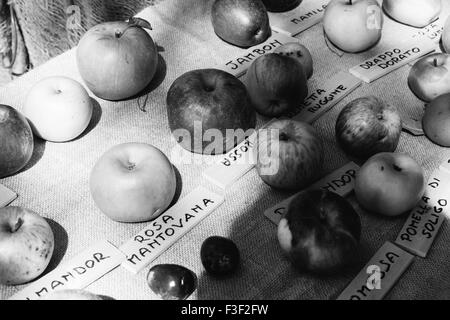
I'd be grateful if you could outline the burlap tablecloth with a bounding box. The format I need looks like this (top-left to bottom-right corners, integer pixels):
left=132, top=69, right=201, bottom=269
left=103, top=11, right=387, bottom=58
left=1, top=0, right=450, bottom=300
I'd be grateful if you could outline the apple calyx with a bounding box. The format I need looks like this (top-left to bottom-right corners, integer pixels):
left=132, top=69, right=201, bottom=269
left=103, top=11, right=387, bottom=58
left=115, top=17, right=153, bottom=39
left=279, top=132, right=290, bottom=141
left=11, top=217, right=24, bottom=233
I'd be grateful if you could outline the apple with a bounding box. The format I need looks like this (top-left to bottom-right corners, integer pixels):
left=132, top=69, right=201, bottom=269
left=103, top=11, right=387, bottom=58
left=355, top=152, right=425, bottom=217
left=43, top=289, right=113, bottom=300
left=335, top=96, right=402, bottom=160
left=0, top=104, right=34, bottom=178
left=408, top=53, right=450, bottom=102
left=147, top=264, right=197, bottom=300
left=0, top=206, right=54, bottom=285
left=274, top=42, right=314, bottom=79
left=323, top=0, right=383, bottom=53
left=278, top=190, right=361, bottom=273
left=422, top=93, right=450, bottom=147
left=167, top=68, right=256, bottom=155
left=383, top=0, right=441, bottom=28
left=90, top=143, right=176, bottom=223
left=245, top=53, right=308, bottom=117
left=443, top=16, right=450, bottom=53
left=255, top=119, right=323, bottom=191
left=262, top=0, right=302, bottom=12
left=211, top=0, right=271, bottom=48
left=77, top=18, right=158, bottom=100
left=23, top=76, right=93, bottom=143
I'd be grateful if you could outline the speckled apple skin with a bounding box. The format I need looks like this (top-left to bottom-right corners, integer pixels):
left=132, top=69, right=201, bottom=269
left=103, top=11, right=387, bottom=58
left=383, top=0, right=441, bottom=28
left=423, top=93, right=450, bottom=147
left=274, top=42, right=314, bottom=79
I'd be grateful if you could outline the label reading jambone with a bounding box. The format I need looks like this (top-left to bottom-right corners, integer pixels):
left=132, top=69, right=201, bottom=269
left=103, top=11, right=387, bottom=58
left=264, top=162, right=359, bottom=225
left=9, top=240, right=125, bottom=300
left=269, top=0, right=329, bottom=37
left=0, top=184, right=17, bottom=207
left=120, top=187, right=224, bottom=274
left=337, top=242, right=414, bottom=300
left=349, top=40, right=436, bottom=83
left=395, top=168, right=450, bottom=257
left=218, top=33, right=299, bottom=78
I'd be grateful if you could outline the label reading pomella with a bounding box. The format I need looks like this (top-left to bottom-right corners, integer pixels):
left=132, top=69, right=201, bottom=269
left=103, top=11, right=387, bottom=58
left=411, top=21, right=444, bottom=44
left=120, top=187, right=224, bottom=274
left=0, top=184, right=17, bottom=207
left=9, top=240, right=125, bottom=300
left=349, top=39, right=436, bottom=83
left=264, top=162, right=359, bottom=225
left=395, top=169, right=450, bottom=257
left=337, top=242, right=414, bottom=300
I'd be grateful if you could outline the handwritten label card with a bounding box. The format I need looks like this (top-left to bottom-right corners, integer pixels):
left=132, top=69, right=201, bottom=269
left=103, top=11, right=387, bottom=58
left=264, top=162, right=359, bottom=225
left=9, top=240, right=125, bottom=300
left=411, top=20, right=444, bottom=44
left=0, top=184, right=17, bottom=207
left=349, top=40, right=436, bottom=83
left=290, top=71, right=362, bottom=122
left=218, top=33, right=299, bottom=78
left=120, top=187, right=224, bottom=274
left=395, top=169, right=450, bottom=257
left=337, top=242, right=414, bottom=300
left=269, top=0, right=329, bottom=37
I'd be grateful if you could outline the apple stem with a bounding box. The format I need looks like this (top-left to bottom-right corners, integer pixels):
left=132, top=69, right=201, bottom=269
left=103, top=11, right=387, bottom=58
left=434, top=58, right=438, bottom=67
left=11, top=218, right=23, bottom=233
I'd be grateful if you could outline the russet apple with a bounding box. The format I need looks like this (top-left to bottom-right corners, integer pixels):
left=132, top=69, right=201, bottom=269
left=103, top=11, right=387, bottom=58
left=0, top=206, right=54, bottom=285
left=245, top=53, right=308, bottom=117
left=0, top=104, right=34, bottom=178
left=211, top=0, right=271, bottom=48
left=383, top=0, right=441, bottom=28
left=255, top=119, right=323, bottom=191
left=24, top=76, right=93, bottom=142
left=335, top=96, right=402, bottom=160
left=323, top=0, right=383, bottom=53
left=262, top=0, right=302, bottom=12
left=274, top=42, right=314, bottom=79
left=422, top=93, right=450, bottom=147
left=408, top=53, right=450, bottom=102
left=355, top=152, right=425, bottom=217
left=278, top=190, right=361, bottom=273
left=90, top=143, right=176, bottom=223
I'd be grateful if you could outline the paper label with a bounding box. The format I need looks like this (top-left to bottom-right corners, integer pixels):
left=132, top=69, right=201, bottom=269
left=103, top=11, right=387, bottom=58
left=290, top=72, right=362, bottom=122
left=0, top=184, right=17, bottom=207
left=218, top=33, right=299, bottom=78
left=402, top=117, right=424, bottom=136
left=395, top=169, right=450, bottom=257
left=120, top=187, right=224, bottom=274
left=411, top=21, right=444, bottom=44
left=349, top=40, right=436, bottom=83
left=9, top=240, right=125, bottom=300
left=337, top=242, right=414, bottom=300
left=264, top=162, right=359, bottom=225
left=269, top=0, right=329, bottom=37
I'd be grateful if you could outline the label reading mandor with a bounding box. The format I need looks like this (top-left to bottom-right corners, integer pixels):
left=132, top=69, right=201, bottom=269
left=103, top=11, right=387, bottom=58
left=269, top=0, right=329, bottom=37
left=264, top=162, right=359, bottom=225
left=349, top=40, right=436, bottom=83
left=395, top=169, right=450, bottom=257
left=218, top=33, right=299, bottom=78
left=0, top=184, right=17, bottom=207
left=337, top=242, right=414, bottom=300
left=289, top=71, right=362, bottom=122
left=9, top=240, right=125, bottom=300
left=120, top=187, right=224, bottom=274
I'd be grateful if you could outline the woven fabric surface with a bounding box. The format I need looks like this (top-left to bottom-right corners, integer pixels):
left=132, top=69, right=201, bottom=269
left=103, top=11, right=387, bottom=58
left=1, top=0, right=450, bottom=300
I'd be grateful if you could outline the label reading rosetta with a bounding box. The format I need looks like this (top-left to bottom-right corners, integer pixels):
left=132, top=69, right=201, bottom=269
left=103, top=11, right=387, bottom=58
left=0, top=184, right=17, bottom=207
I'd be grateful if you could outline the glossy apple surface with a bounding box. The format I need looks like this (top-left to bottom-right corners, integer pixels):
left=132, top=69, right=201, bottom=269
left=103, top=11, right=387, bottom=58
left=90, top=143, right=176, bottom=223
left=355, top=152, right=425, bottom=217
left=255, top=119, right=323, bottom=191
left=423, top=93, right=450, bottom=147
left=274, top=42, right=313, bottom=79
left=246, top=53, right=308, bottom=117
left=24, top=76, right=93, bottom=142
left=0, top=104, right=34, bottom=178
left=43, top=289, right=113, bottom=300
left=408, top=53, right=450, bottom=102
left=278, top=190, right=361, bottom=273
left=211, top=0, right=271, bottom=47
left=335, top=96, right=402, bottom=160
left=167, top=68, right=256, bottom=155
left=147, top=264, right=197, bottom=300
left=262, top=0, right=302, bottom=12
left=383, top=0, right=441, bottom=28
left=0, top=206, right=54, bottom=285
left=323, top=0, right=383, bottom=53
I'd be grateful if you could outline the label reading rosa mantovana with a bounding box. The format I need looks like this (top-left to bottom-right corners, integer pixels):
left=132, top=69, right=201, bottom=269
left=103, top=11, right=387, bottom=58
left=349, top=39, right=436, bottom=83
left=120, top=187, right=224, bottom=274
left=9, top=240, right=125, bottom=300
left=264, top=162, right=360, bottom=225
left=269, top=0, right=329, bottom=37
left=395, top=168, right=450, bottom=257
left=0, top=184, right=17, bottom=207
left=337, top=242, right=414, bottom=300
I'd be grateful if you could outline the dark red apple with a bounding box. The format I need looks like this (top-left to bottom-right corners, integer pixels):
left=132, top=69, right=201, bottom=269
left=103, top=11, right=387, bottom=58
left=262, top=0, right=303, bottom=12
left=0, top=105, right=34, bottom=178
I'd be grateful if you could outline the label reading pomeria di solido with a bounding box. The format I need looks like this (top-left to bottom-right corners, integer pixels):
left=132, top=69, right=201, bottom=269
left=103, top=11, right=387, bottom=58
left=337, top=242, right=414, bottom=300
left=0, top=184, right=17, bottom=207
left=349, top=40, right=436, bottom=83
left=264, top=162, right=359, bottom=225
left=9, top=240, right=125, bottom=300
left=269, top=0, right=329, bottom=37
left=120, top=187, right=224, bottom=274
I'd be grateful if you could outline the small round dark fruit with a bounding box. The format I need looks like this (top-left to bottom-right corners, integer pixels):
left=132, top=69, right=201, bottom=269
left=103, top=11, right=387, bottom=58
left=200, top=236, right=240, bottom=277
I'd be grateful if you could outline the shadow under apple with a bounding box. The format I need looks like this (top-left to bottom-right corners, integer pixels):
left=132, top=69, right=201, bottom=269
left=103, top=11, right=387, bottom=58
left=73, top=97, right=103, bottom=141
